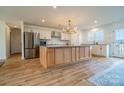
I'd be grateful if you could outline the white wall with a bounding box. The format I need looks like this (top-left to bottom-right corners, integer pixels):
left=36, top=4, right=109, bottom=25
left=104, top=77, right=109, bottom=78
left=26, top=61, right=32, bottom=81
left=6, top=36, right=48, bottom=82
left=0, top=21, right=6, bottom=61
left=0, top=21, right=10, bottom=61
left=82, top=20, right=124, bottom=44
left=21, top=21, right=24, bottom=59
left=6, top=25, right=10, bottom=58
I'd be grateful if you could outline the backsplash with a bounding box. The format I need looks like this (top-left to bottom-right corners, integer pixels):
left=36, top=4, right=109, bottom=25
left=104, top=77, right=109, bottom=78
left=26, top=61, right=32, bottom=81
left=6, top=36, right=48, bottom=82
left=47, top=37, right=68, bottom=45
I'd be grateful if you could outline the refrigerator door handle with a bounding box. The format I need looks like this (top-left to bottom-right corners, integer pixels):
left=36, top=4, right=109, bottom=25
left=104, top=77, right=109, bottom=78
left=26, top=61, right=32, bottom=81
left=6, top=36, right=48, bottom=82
left=32, top=32, right=35, bottom=48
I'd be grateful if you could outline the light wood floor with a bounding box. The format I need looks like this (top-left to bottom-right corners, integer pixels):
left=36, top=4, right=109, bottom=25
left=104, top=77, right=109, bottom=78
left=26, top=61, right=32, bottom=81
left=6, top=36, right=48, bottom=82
left=0, top=54, right=123, bottom=86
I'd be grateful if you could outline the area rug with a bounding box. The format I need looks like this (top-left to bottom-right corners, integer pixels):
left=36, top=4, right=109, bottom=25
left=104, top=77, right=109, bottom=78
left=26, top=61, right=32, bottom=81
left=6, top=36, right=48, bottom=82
left=88, top=61, right=124, bottom=86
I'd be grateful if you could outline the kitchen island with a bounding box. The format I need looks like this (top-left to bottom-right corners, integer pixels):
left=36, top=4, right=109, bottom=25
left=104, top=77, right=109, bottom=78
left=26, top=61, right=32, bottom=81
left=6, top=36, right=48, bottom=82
left=40, top=45, right=91, bottom=68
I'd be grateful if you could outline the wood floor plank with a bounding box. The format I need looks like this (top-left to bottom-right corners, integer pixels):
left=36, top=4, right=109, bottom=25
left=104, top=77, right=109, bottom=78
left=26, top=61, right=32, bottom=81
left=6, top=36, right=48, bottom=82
left=0, top=54, right=123, bottom=86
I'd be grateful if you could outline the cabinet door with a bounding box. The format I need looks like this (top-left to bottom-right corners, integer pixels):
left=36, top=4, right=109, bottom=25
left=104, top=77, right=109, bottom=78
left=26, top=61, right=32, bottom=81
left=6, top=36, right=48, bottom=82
left=99, top=45, right=103, bottom=56
left=96, top=45, right=101, bottom=56
left=40, top=32, right=45, bottom=39
left=79, top=47, right=85, bottom=60
left=72, top=47, right=76, bottom=62
left=91, top=45, right=95, bottom=55
left=64, top=48, right=72, bottom=63
left=65, top=33, right=70, bottom=40
left=55, top=48, right=64, bottom=64
left=85, top=47, right=90, bottom=58
left=61, top=33, right=65, bottom=40
left=101, top=46, right=106, bottom=56
left=40, top=31, right=51, bottom=39
left=70, top=33, right=79, bottom=45
left=46, top=31, right=51, bottom=39
left=61, top=33, right=70, bottom=40
left=76, top=47, right=79, bottom=61
left=47, top=48, right=55, bottom=67
left=40, top=47, right=47, bottom=68
left=92, top=45, right=98, bottom=56
left=24, top=27, right=31, bottom=32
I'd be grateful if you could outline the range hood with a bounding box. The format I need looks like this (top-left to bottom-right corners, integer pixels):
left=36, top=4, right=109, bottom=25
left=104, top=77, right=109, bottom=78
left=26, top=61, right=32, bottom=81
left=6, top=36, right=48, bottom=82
left=51, top=31, right=61, bottom=38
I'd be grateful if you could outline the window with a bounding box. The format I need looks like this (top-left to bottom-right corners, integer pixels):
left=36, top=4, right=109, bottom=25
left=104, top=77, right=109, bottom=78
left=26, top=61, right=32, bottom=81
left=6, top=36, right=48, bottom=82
left=88, top=31, right=104, bottom=42
left=115, top=29, right=124, bottom=40
left=88, top=31, right=95, bottom=42
left=95, top=31, right=104, bottom=42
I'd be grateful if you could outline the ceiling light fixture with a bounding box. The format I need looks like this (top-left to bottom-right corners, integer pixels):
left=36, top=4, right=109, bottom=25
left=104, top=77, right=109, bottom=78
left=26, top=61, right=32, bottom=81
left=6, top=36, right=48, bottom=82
left=53, top=6, right=57, bottom=8
left=63, top=20, right=77, bottom=34
left=14, top=25, right=17, bottom=28
left=94, top=20, right=97, bottom=24
left=42, top=19, right=45, bottom=23
left=91, top=28, right=98, bottom=32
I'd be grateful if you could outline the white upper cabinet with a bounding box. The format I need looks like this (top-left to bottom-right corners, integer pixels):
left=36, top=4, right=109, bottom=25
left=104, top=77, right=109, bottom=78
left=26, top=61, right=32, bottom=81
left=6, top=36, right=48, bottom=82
left=70, top=33, right=79, bottom=45
left=40, top=31, right=45, bottom=39
left=24, top=25, right=52, bottom=40
left=24, top=27, right=33, bottom=32
left=61, top=33, right=70, bottom=40
left=40, top=31, right=51, bottom=40
left=61, top=33, right=65, bottom=40
left=45, top=31, right=51, bottom=39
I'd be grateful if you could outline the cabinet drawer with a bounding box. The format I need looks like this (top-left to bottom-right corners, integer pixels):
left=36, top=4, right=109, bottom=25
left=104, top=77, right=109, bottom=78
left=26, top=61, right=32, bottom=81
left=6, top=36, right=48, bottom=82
left=85, top=47, right=90, bottom=58
left=79, top=47, right=85, bottom=59
left=64, top=48, right=72, bottom=63
left=72, top=47, right=76, bottom=62
left=76, top=47, right=79, bottom=61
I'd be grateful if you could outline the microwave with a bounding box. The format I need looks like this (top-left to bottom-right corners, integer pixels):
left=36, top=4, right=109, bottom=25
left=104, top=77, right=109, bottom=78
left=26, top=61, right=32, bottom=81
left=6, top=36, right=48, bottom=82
left=40, top=40, right=47, bottom=46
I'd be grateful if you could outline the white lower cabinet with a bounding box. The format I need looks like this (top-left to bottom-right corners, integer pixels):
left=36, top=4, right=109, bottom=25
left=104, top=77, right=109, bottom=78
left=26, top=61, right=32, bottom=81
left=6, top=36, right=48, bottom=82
left=92, top=45, right=109, bottom=58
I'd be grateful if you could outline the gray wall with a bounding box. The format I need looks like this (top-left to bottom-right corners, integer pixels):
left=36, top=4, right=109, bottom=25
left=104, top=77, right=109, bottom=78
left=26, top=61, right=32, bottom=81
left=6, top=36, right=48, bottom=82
left=0, top=21, right=10, bottom=62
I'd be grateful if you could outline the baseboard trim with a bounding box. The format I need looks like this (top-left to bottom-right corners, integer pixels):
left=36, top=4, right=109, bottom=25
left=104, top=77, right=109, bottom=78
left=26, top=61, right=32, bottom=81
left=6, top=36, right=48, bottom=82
left=0, top=59, right=5, bottom=62
left=112, top=56, right=124, bottom=59
left=0, top=59, right=5, bottom=67
left=92, top=54, right=106, bottom=57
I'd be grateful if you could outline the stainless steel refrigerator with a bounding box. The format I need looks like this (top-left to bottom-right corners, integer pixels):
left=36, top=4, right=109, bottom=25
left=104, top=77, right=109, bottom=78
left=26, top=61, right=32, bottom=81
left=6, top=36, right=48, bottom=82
left=24, top=32, right=40, bottom=59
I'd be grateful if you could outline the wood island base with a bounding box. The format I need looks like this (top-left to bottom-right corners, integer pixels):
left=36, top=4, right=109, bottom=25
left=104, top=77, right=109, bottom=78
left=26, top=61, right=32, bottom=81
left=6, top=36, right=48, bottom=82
left=40, top=46, right=91, bottom=69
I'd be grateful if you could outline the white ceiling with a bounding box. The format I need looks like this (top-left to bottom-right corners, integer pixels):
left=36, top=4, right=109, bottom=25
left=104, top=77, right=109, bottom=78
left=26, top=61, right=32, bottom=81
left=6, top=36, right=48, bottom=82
left=0, top=6, right=124, bottom=30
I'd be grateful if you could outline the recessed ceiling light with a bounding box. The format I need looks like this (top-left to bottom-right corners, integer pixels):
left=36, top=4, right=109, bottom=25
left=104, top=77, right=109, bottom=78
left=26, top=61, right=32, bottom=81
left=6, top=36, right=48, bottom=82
left=53, top=6, right=57, bottom=8
left=94, top=20, right=97, bottom=24
left=14, top=25, right=17, bottom=28
left=91, top=28, right=98, bottom=32
left=42, top=19, right=45, bottom=23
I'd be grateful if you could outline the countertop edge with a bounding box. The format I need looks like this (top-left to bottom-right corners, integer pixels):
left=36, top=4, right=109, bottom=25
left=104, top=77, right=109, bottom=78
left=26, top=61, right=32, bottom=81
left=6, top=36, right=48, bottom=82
left=40, top=45, right=91, bottom=48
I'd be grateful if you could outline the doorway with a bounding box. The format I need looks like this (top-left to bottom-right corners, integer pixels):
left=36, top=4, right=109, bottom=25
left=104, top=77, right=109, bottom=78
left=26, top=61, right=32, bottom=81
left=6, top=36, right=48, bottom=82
left=10, top=28, right=21, bottom=56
